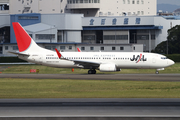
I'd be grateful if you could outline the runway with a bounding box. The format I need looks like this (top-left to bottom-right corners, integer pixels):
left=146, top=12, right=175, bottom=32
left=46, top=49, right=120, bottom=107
left=0, top=73, right=180, bottom=81
left=0, top=98, right=180, bottom=118
left=1, top=74, right=180, bottom=119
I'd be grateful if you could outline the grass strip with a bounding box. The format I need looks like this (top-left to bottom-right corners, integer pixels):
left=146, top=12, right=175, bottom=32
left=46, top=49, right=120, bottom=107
left=0, top=78, right=180, bottom=98
left=1, top=63, right=180, bottom=74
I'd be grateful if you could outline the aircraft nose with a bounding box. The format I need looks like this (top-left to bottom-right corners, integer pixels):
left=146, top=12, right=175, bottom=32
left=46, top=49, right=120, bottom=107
left=168, top=59, right=175, bottom=66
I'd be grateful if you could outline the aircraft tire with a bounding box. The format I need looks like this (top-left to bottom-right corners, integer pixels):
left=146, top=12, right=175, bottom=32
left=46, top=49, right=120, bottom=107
left=88, top=70, right=96, bottom=74
left=92, top=70, right=96, bottom=74
left=88, top=70, right=92, bottom=74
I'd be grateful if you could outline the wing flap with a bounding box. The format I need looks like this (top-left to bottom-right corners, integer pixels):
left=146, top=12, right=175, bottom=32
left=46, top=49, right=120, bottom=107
left=73, top=60, right=100, bottom=68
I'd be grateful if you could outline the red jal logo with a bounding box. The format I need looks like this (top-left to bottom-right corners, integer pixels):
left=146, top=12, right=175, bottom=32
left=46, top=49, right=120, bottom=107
left=130, top=54, right=147, bottom=63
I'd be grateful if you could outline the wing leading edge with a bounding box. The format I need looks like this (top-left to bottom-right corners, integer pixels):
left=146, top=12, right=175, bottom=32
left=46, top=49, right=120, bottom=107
left=55, top=48, right=100, bottom=69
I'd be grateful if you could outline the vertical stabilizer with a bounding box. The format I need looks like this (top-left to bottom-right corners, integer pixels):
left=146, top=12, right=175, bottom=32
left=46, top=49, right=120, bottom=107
left=12, top=22, right=31, bottom=52
left=12, top=22, right=46, bottom=54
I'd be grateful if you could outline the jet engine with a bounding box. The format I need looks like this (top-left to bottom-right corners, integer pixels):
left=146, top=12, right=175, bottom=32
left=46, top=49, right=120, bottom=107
left=99, top=63, right=120, bottom=72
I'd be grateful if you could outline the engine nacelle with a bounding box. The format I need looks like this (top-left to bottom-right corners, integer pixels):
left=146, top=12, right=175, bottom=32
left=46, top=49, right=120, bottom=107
left=99, top=63, right=120, bottom=72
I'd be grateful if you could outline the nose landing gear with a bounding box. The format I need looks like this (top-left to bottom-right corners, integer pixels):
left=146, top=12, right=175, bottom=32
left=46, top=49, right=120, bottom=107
left=155, top=68, right=164, bottom=74
left=155, top=70, right=159, bottom=74
left=88, top=69, right=96, bottom=74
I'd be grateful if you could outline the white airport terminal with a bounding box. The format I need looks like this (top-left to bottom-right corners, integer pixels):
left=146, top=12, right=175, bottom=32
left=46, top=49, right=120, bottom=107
left=0, top=0, right=180, bottom=56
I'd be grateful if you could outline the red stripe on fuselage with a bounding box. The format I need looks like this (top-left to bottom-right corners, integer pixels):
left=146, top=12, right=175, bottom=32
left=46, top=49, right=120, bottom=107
left=12, top=22, right=31, bottom=52
left=136, top=54, right=142, bottom=63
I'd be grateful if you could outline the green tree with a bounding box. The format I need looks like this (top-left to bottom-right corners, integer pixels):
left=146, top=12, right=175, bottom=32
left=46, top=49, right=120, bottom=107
left=154, top=25, right=180, bottom=54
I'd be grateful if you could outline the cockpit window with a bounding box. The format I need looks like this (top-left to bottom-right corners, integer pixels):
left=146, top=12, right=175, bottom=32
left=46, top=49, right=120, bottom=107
left=161, top=57, right=167, bottom=59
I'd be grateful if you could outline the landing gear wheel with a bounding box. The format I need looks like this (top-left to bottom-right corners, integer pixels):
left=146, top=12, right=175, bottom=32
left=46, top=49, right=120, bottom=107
left=88, top=70, right=92, bottom=74
left=88, top=70, right=96, bottom=74
left=156, top=71, right=159, bottom=74
left=92, top=70, right=96, bottom=74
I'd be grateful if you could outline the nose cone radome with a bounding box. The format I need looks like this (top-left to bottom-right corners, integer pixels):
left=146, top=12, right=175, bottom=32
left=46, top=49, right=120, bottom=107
left=168, top=59, right=175, bottom=66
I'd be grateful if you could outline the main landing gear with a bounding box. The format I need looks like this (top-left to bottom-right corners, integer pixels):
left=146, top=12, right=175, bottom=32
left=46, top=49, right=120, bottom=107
left=88, top=69, right=96, bottom=74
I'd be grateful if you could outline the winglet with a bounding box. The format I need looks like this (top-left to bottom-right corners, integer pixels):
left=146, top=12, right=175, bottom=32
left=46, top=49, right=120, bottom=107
left=55, top=48, right=61, bottom=58
left=77, top=48, right=81, bottom=52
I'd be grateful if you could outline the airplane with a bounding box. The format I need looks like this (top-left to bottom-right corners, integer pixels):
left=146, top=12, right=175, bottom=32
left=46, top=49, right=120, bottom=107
left=10, top=22, right=175, bottom=74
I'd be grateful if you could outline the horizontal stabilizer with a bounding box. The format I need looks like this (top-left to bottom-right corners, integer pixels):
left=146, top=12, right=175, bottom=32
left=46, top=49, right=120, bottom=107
left=8, top=51, right=30, bottom=56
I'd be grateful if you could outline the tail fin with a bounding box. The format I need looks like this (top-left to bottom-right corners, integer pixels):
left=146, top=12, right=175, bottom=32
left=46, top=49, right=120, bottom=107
left=12, top=22, right=45, bottom=53
left=12, top=22, right=31, bottom=52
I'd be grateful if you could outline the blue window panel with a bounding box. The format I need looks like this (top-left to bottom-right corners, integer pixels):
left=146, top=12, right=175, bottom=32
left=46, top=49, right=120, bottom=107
left=83, top=26, right=163, bottom=30
left=124, top=18, right=129, bottom=25
left=101, top=19, right=106, bottom=25
left=112, top=18, right=117, bottom=25
left=136, top=18, right=141, bottom=24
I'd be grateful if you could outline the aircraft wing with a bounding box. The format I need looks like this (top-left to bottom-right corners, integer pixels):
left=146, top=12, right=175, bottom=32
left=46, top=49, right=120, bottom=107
left=72, top=60, right=100, bottom=69
left=8, top=51, right=30, bottom=56
left=55, top=48, right=100, bottom=69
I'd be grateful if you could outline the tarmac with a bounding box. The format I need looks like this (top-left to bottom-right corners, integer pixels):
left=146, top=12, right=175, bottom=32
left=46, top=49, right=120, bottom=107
left=0, top=74, right=180, bottom=119
left=0, top=98, right=180, bottom=118
left=0, top=73, right=180, bottom=81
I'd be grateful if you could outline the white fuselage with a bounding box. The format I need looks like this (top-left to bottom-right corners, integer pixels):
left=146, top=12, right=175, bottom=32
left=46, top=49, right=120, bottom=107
left=18, top=50, right=174, bottom=70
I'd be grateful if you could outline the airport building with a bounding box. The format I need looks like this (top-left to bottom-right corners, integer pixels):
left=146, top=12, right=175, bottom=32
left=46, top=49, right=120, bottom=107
left=9, top=0, right=156, bottom=17
left=1, top=0, right=180, bottom=56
